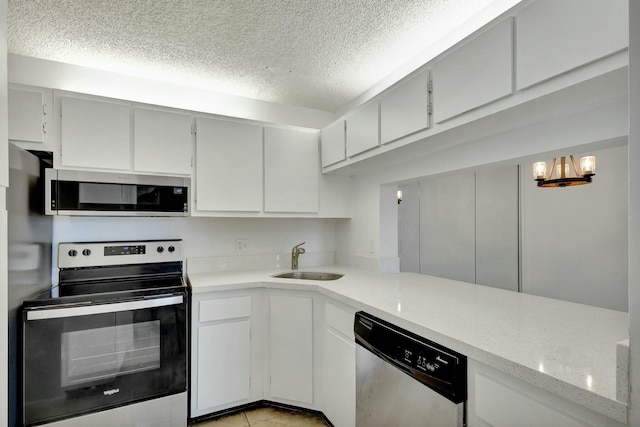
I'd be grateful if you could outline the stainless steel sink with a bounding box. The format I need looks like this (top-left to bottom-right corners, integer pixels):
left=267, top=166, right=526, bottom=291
left=272, top=271, right=344, bottom=281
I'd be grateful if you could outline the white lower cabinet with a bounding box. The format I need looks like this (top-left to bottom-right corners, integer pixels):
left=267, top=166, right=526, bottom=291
left=322, top=302, right=356, bottom=427
left=196, top=321, right=250, bottom=410
left=191, top=293, right=258, bottom=418
left=268, top=294, right=314, bottom=405
left=467, top=360, right=626, bottom=427
left=191, top=290, right=360, bottom=423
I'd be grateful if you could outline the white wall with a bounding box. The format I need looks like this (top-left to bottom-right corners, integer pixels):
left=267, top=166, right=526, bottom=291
left=8, top=54, right=334, bottom=130
left=398, top=182, right=420, bottom=273
left=628, top=0, right=639, bottom=423
left=336, top=93, right=627, bottom=271
left=51, top=216, right=337, bottom=280
left=0, top=0, right=8, bottom=424
left=335, top=106, right=628, bottom=309
left=521, top=145, right=628, bottom=311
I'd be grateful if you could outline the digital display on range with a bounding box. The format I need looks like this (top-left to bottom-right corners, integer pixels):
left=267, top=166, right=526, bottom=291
left=104, top=245, right=146, bottom=256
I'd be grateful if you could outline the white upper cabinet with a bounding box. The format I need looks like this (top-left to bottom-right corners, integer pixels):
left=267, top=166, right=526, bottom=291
left=346, top=101, right=379, bottom=157
left=320, top=119, right=345, bottom=167
left=432, top=19, right=513, bottom=123
left=8, top=87, right=51, bottom=144
left=264, top=127, right=319, bottom=213
left=60, top=97, right=131, bottom=171
left=380, top=69, right=430, bottom=144
left=195, top=117, right=263, bottom=212
left=516, top=0, right=628, bottom=90
left=133, top=108, right=192, bottom=175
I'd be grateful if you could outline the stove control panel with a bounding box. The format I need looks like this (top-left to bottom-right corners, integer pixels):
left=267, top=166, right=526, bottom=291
left=59, top=240, right=182, bottom=268
left=104, top=244, right=146, bottom=256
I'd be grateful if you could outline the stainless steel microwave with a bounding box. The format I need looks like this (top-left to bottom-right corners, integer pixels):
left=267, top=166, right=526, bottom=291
left=45, top=169, right=189, bottom=216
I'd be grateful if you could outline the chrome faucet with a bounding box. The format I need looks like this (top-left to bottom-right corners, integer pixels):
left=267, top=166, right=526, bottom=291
left=291, top=242, right=306, bottom=270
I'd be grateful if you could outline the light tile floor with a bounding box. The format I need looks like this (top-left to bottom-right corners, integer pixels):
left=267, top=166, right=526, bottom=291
left=192, top=406, right=329, bottom=427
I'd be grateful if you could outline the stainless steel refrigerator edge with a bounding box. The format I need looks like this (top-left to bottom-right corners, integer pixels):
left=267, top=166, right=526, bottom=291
left=7, top=143, right=53, bottom=427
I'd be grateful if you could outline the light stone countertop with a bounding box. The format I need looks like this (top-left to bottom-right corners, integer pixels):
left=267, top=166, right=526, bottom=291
left=187, top=266, right=629, bottom=423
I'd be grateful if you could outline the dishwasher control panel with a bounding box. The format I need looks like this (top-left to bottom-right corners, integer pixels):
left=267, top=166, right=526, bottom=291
left=354, top=311, right=466, bottom=403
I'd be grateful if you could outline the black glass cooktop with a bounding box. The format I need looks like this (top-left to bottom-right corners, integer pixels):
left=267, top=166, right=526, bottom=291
left=23, top=260, right=188, bottom=310
left=23, top=276, right=187, bottom=309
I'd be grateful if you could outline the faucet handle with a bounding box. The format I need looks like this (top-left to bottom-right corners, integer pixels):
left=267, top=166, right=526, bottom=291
left=293, top=242, right=306, bottom=251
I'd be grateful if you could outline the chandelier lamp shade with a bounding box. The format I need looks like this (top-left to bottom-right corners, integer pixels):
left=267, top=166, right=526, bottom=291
left=532, top=155, right=596, bottom=188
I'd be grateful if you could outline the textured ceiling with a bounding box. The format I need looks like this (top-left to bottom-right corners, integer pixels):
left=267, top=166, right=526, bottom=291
left=9, top=0, right=506, bottom=112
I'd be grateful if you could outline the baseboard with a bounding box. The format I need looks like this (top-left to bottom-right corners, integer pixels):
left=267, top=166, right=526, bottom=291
left=188, top=399, right=334, bottom=427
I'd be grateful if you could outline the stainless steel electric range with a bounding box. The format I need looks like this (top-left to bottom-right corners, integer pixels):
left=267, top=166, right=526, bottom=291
left=21, top=240, right=188, bottom=427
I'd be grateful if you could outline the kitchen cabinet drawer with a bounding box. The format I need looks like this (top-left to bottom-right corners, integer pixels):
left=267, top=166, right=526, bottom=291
left=432, top=18, right=513, bottom=123
left=516, top=0, right=628, bottom=89
left=380, top=69, right=430, bottom=144
left=199, top=296, right=252, bottom=322
left=325, top=301, right=354, bottom=339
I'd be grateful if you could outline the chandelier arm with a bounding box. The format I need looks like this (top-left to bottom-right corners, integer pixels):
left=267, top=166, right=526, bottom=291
left=569, top=155, right=581, bottom=177
left=548, top=158, right=558, bottom=180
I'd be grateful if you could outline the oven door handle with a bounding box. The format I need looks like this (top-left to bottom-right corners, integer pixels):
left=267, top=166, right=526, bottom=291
left=25, top=295, right=184, bottom=321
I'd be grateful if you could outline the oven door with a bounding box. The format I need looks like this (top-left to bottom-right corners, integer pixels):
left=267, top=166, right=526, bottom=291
left=22, top=293, right=187, bottom=426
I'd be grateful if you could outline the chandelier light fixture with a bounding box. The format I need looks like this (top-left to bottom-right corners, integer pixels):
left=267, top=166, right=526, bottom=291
left=532, top=155, right=596, bottom=188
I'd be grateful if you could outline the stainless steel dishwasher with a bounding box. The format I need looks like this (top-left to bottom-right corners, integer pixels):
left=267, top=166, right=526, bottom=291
left=355, top=312, right=467, bottom=427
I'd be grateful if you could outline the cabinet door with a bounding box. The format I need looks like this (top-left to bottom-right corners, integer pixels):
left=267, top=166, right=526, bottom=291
left=323, top=303, right=355, bottom=427
left=467, top=361, right=621, bottom=427
left=133, top=108, right=192, bottom=175
left=380, top=69, right=430, bottom=144
left=346, top=102, right=379, bottom=157
left=269, top=295, right=313, bottom=404
left=264, top=128, right=319, bottom=213
left=516, top=0, right=628, bottom=89
left=8, top=87, right=49, bottom=143
left=195, top=118, right=263, bottom=212
left=60, top=97, right=131, bottom=170
left=432, top=19, right=513, bottom=123
left=320, top=120, right=345, bottom=167
left=196, top=320, right=251, bottom=411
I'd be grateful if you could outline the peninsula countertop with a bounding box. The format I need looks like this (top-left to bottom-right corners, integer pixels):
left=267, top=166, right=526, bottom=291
left=187, top=266, right=629, bottom=423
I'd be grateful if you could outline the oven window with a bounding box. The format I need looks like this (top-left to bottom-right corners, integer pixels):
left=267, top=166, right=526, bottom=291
left=61, top=320, right=160, bottom=388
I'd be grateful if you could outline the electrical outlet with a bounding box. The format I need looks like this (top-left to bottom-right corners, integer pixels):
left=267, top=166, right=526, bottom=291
left=235, top=239, right=249, bottom=253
